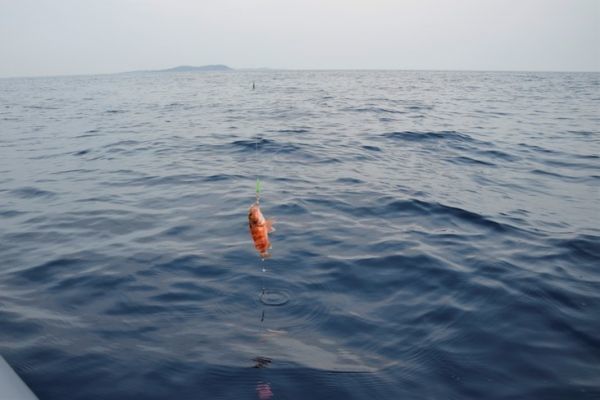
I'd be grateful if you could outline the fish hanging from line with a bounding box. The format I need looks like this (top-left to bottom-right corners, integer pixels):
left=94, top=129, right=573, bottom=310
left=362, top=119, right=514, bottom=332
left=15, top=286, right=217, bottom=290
left=249, top=201, right=275, bottom=259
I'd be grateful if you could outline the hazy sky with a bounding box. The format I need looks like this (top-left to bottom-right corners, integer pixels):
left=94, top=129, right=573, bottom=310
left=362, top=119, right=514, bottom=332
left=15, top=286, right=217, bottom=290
left=1, top=0, right=598, bottom=77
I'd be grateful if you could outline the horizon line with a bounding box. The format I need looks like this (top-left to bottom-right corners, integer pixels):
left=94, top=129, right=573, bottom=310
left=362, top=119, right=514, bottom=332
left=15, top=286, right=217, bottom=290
left=2, top=66, right=599, bottom=80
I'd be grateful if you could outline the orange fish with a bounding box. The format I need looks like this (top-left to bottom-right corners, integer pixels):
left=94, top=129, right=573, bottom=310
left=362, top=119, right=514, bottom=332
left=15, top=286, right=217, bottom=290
left=248, top=202, right=275, bottom=259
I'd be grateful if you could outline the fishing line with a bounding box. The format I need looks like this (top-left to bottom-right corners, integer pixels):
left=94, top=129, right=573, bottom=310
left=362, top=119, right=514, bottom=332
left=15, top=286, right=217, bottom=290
left=254, top=134, right=267, bottom=315
left=255, top=137, right=265, bottom=275
left=250, top=92, right=288, bottom=309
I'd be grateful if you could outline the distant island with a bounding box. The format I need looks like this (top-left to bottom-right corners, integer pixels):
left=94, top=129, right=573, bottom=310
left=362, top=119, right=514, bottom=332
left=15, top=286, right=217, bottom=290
left=158, top=65, right=233, bottom=72
left=124, top=65, right=234, bottom=74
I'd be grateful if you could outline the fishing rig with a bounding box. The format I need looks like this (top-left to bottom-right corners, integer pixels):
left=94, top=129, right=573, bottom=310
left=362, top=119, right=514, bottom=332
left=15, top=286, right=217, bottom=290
left=252, top=138, right=287, bottom=310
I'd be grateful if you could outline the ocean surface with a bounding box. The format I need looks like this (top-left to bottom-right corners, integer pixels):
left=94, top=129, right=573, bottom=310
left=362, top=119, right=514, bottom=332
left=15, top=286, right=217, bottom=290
left=0, top=70, right=599, bottom=400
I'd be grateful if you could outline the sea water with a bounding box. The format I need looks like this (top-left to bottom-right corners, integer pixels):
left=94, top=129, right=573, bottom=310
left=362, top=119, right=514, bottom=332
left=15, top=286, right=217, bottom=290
left=0, top=70, right=598, bottom=399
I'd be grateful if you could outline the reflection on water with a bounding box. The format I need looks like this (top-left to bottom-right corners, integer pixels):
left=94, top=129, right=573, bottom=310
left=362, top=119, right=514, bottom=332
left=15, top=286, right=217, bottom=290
left=256, top=381, right=273, bottom=400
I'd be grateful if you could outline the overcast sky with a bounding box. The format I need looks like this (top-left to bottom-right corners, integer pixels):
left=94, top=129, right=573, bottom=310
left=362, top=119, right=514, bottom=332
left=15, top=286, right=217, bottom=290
left=0, top=0, right=598, bottom=77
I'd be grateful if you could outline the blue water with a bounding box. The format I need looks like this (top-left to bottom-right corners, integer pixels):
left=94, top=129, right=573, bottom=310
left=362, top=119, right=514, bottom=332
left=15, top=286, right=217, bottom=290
left=0, top=70, right=599, bottom=399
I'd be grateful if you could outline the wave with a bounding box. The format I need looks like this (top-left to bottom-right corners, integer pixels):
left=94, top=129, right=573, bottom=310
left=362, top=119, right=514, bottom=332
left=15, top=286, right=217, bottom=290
left=10, top=187, right=57, bottom=199
left=271, top=128, right=310, bottom=134
left=229, top=137, right=302, bottom=154
left=551, top=234, right=600, bottom=265
left=344, top=106, right=406, bottom=114
left=382, top=130, right=475, bottom=143
left=448, top=156, right=496, bottom=167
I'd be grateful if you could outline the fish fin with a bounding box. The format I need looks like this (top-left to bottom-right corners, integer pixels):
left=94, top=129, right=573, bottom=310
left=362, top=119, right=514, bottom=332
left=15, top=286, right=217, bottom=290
left=266, top=219, right=275, bottom=233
